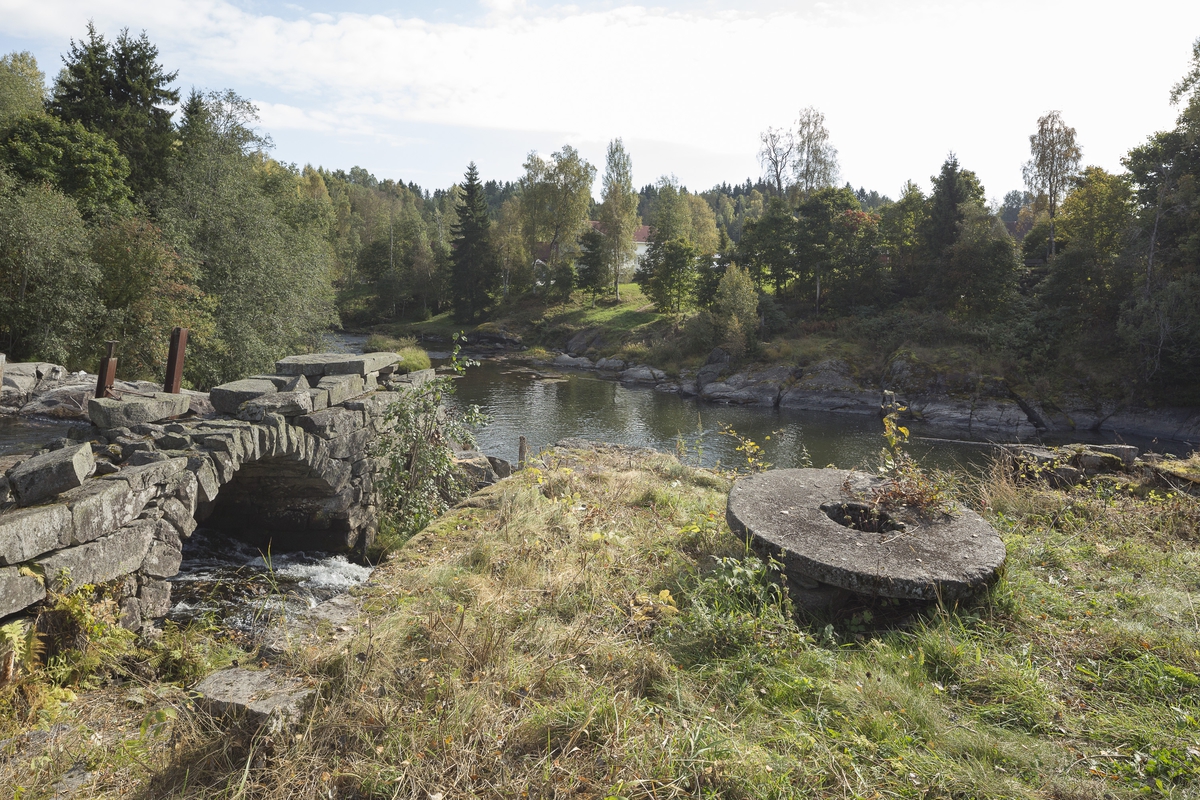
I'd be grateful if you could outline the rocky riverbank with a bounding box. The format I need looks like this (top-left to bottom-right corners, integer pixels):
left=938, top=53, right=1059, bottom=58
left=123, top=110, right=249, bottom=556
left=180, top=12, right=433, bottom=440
left=536, top=346, right=1200, bottom=449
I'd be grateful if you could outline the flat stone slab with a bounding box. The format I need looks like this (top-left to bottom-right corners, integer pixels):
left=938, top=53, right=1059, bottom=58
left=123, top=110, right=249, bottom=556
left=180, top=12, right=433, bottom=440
left=237, top=390, right=313, bottom=421
left=0, top=565, right=46, bottom=617
left=89, top=392, right=190, bottom=429
left=726, top=468, right=1006, bottom=602
left=194, top=667, right=315, bottom=733
left=276, top=352, right=400, bottom=378
left=325, top=352, right=400, bottom=376
left=209, top=379, right=278, bottom=415
left=0, top=503, right=70, bottom=564
left=6, top=443, right=95, bottom=506
left=260, top=593, right=360, bottom=659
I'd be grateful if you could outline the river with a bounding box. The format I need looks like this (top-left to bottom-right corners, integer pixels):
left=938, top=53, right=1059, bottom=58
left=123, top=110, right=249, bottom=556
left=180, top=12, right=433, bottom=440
left=446, top=358, right=994, bottom=474
left=0, top=334, right=1173, bottom=629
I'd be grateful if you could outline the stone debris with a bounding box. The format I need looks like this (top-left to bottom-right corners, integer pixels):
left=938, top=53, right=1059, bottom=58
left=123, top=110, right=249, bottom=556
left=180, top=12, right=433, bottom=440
left=621, top=364, right=667, bottom=384
left=6, top=442, right=95, bottom=506
left=50, top=762, right=97, bottom=799
left=454, top=450, right=500, bottom=489
left=553, top=354, right=594, bottom=370
left=260, top=593, right=360, bottom=659
left=194, top=667, right=315, bottom=734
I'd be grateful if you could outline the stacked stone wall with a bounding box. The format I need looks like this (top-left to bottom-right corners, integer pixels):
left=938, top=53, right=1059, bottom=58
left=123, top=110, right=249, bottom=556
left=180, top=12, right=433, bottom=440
left=0, top=352, right=434, bottom=629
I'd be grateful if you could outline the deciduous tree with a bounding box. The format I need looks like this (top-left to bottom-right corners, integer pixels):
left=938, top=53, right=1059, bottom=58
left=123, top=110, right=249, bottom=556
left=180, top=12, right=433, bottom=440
left=0, top=52, right=45, bottom=128
left=0, top=168, right=98, bottom=364
left=635, top=236, right=699, bottom=318
left=758, top=126, right=794, bottom=197
left=519, top=144, right=595, bottom=269
left=792, top=106, right=839, bottom=198
left=1022, top=111, right=1082, bottom=261
left=0, top=114, right=132, bottom=217
left=156, top=90, right=335, bottom=386
left=597, top=138, right=639, bottom=299
left=713, top=263, right=759, bottom=348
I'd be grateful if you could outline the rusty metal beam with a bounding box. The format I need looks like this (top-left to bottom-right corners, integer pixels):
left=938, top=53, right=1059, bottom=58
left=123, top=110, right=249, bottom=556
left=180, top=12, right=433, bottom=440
left=164, top=327, right=188, bottom=394
left=95, top=341, right=117, bottom=399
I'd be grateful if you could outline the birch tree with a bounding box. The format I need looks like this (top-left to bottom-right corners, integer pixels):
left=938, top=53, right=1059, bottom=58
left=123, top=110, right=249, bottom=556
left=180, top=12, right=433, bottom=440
left=758, top=126, right=794, bottom=197
left=1022, top=110, right=1082, bottom=260
left=597, top=138, right=639, bottom=299
left=792, top=107, right=839, bottom=198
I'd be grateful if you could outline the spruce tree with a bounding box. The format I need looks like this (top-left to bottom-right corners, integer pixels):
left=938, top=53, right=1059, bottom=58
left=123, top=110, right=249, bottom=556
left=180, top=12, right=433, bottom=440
left=51, top=24, right=179, bottom=197
left=450, top=162, right=497, bottom=322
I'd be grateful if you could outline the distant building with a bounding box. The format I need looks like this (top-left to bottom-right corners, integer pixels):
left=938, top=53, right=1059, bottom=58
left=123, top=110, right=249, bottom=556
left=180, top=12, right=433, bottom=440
left=589, top=221, right=651, bottom=273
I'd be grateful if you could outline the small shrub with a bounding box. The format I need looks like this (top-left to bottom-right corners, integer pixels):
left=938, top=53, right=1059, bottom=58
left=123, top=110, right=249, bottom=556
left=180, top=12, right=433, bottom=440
left=682, top=310, right=716, bottom=355
left=372, top=336, right=487, bottom=554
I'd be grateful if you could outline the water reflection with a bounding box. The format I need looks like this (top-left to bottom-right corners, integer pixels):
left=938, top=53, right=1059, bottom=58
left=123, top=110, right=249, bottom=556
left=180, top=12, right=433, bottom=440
left=446, top=360, right=992, bottom=474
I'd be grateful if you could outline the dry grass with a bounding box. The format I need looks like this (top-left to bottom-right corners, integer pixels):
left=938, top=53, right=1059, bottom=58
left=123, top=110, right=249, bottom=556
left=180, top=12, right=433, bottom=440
left=8, top=445, right=1200, bottom=798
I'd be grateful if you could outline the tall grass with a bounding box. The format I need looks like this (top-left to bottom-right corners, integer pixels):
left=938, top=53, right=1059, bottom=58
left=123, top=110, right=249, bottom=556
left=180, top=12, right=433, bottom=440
left=365, top=333, right=432, bottom=372
left=10, top=447, right=1200, bottom=798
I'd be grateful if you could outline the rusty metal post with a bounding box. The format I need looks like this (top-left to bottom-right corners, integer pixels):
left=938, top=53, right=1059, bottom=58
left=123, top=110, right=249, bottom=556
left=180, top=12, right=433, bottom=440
left=164, top=327, right=188, bottom=393
left=95, top=341, right=118, bottom=399
left=518, top=435, right=527, bottom=470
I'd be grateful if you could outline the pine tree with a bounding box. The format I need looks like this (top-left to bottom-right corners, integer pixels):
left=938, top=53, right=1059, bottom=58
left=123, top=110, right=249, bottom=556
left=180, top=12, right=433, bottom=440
left=450, top=162, right=497, bottom=322
left=51, top=24, right=179, bottom=197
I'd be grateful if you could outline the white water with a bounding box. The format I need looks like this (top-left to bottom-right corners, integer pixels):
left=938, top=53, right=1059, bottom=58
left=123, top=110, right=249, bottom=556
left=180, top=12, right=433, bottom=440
left=167, top=529, right=373, bottom=630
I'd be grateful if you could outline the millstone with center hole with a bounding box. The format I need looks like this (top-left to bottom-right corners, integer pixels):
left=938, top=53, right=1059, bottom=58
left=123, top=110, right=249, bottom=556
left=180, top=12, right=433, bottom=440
left=726, top=468, right=1006, bottom=610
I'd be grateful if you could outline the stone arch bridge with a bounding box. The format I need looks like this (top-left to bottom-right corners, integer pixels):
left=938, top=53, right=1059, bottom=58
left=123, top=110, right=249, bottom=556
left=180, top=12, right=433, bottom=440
left=0, top=351, right=439, bottom=630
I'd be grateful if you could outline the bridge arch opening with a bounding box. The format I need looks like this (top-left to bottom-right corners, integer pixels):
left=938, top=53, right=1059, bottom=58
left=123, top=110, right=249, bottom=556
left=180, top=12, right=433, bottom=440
left=196, top=454, right=364, bottom=553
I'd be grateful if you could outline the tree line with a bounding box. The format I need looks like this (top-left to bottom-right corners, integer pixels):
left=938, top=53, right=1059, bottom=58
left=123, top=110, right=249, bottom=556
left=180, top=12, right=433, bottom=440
left=0, top=26, right=339, bottom=388
left=3, top=25, right=1200, bottom=402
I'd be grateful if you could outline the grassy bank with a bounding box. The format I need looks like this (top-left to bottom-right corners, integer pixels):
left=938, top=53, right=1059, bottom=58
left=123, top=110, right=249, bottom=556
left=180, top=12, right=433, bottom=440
left=366, top=290, right=1086, bottom=404
left=8, top=442, right=1200, bottom=798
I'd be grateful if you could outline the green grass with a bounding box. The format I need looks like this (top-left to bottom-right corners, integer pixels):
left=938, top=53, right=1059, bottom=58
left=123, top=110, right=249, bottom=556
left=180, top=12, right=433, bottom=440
left=57, top=444, right=1197, bottom=799
left=364, top=333, right=432, bottom=372
left=389, top=285, right=666, bottom=361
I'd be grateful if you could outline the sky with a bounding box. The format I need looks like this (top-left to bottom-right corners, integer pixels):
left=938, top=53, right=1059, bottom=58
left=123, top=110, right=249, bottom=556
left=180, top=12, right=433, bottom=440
left=2, top=0, right=1199, bottom=202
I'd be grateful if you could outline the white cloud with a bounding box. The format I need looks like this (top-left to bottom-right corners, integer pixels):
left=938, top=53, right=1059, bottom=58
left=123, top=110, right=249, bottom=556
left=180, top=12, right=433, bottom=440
left=2, top=0, right=1198, bottom=193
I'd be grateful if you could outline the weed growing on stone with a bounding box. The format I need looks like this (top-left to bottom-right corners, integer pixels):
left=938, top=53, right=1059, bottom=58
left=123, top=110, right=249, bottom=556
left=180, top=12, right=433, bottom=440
left=373, top=333, right=489, bottom=553
left=864, top=408, right=955, bottom=520
left=719, top=423, right=773, bottom=474
left=364, top=333, right=432, bottom=373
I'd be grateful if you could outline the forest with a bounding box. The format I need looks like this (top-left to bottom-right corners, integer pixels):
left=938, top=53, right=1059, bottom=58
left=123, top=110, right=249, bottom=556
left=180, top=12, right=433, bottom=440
left=2, top=26, right=1199, bottom=404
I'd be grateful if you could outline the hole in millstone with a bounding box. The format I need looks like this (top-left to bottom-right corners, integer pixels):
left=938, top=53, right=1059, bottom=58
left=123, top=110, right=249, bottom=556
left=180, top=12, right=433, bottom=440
left=168, top=459, right=373, bottom=637
left=818, top=501, right=906, bottom=533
